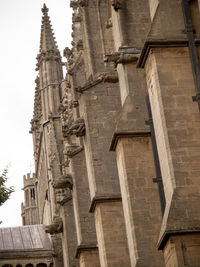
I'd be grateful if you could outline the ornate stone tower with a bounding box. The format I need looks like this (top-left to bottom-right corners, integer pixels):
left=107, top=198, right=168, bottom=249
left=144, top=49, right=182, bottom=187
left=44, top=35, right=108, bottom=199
left=21, top=173, right=39, bottom=225
left=21, top=1, right=200, bottom=267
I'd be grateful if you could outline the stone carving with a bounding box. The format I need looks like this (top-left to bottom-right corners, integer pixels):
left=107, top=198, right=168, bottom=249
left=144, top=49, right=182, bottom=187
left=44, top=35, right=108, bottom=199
left=63, top=118, right=85, bottom=137
left=63, top=145, right=84, bottom=158
left=72, top=12, right=82, bottom=23
left=53, top=174, right=73, bottom=190
left=75, top=72, right=118, bottom=93
left=70, top=0, right=79, bottom=8
left=104, top=52, right=140, bottom=68
left=98, top=72, right=119, bottom=83
left=55, top=188, right=72, bottom=205
left=53, top=175, right=73, bottom=205
left=78, top=0, right=88, bottom=7
left=76, top=40, right=83, bottom=51
left=111, top=0, right=122, bottom=11
left=45, top=217, right=63, bottom=234
left=106, top=18, right=113, bottom=29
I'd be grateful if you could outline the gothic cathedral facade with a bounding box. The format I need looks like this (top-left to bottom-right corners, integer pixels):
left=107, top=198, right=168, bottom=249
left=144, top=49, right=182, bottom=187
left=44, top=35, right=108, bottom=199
left=23, top=1, right=200, bottom=266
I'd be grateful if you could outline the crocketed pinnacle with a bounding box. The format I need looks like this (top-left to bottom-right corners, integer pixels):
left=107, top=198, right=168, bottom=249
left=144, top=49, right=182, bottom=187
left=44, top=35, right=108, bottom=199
left=39, top=3, right=58, bottom=53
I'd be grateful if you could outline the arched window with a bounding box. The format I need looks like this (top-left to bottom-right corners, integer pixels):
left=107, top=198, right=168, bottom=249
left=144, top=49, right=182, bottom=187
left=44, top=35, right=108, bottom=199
left=26, top=264, right=34, bottom=267
left=49, top=263, right=53, bottom=267
left=36, top=264, right=47, bottom=267
left=2, top=265, right=13, bottom=267
left=16, top=265, right=22, bottom=267
left=30, top=188, right=35, bottom=200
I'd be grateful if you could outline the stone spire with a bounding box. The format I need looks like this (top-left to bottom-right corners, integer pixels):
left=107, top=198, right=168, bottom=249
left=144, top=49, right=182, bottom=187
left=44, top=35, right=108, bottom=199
left=36, top=4, right=61, bottom=70
left=39, top=3, right=58, bottom=53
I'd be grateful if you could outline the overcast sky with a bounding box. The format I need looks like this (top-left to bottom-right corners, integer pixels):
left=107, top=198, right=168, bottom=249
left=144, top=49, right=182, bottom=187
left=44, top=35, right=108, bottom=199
left=0, top=0, right=72, bottom=226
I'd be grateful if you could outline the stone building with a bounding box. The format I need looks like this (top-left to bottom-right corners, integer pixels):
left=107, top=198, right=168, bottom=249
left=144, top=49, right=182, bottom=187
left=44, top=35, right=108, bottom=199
left=21, top=173, right=39, bottom=226
left=20, top=0, right=200, bottom=266
left=0, top=225, right=53, bottom=267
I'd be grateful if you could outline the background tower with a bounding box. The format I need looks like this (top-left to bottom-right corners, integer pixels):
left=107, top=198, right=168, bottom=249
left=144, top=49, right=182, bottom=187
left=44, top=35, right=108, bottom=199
left=21, top=173, right=39, bottom=225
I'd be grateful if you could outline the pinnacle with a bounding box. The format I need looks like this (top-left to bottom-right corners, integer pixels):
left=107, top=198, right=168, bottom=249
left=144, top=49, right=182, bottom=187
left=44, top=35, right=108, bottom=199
left=39, top=4, right=58, bottom=53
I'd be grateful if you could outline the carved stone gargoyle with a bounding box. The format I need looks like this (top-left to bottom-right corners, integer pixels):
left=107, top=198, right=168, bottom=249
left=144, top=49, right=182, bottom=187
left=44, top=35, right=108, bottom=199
left=78, top=0, right=88, bottom=7
left=98, top=72, right=119, bottom=83
left=53, top=175, right=73, bottom=205
left=53, top=174, right=73, bottom=190
left=104, top=52, right=140, bottom=68
left=63, top=118, right=85, bottom=137
left=55, top=188, right=72, bottom=205
left=111, top=0, right=122, bottom=11
left=63, top=145, right=84, bottom=158
left=45, top=216, right=63, bottom=235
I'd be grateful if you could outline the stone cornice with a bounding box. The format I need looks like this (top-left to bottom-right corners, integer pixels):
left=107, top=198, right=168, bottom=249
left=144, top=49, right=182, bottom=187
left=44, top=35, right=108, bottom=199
left=110, top=131, right=151, bottom=151
left=75, top=243, right=98, bottom=258
left=158, top=229, right=200, bottom=250
left=89, top=194, right=122, bottom=213
left=0, top=249, right=53, bottom=259
left=137, top=39, right=200, bottom=68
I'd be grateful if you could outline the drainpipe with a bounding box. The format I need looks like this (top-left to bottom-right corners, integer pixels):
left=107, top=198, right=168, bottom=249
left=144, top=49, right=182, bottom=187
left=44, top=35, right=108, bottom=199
left=145, top=95, right=166, bottom=215
left=182, top=0, right=200, bottom=111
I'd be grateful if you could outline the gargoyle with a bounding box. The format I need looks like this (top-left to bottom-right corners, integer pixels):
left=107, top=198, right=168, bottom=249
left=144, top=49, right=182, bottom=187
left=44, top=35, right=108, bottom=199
left=111, top=0, right=122, bottom=11
left=98, top=72, right=118, bottom=83
left=63, top=118, right=85, bottom=137
left=104, top=52, right=139, bottom=68
left=78, top=0, right=88, bottom=7
left=45, top=217, right=63, bottom=235
left=55, top=188, right=72, bottom=205
left=63, top=145, right=84, bottom=158
left=53, top=174, right=73, bottom=190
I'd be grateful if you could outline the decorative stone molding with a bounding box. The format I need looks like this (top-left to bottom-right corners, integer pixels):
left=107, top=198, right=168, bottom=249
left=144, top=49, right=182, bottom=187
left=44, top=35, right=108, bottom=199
left=62, top=118, right=85, bottom=137
left=63, top=145, right=84, bottom=158
left=70, top=0, right=79, bottom=8
left=76, top=40, right=83, bottom=51
left=111, top=0, right=122, bottom=11
left=45, top=217, right=63, bottom=234
left=36, top=50, right=61, bottom=70
left=104, top=52, right=140, bottom=68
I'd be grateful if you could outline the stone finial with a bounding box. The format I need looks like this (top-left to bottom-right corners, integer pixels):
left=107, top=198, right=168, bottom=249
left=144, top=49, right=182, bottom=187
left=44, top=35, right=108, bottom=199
left=42, top=3, right=49, bottom=13
left=38, top=4, right=60, bottom=58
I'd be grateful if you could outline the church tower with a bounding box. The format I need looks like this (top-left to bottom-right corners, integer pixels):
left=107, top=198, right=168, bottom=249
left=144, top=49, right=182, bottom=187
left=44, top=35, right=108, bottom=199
left=36, top=4, right=63, bottom=120
left=21, top=173, right=39, bottom=225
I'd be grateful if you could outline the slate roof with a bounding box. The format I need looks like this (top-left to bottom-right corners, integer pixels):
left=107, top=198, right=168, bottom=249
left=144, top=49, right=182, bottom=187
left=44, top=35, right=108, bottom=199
left=0, top=225, right=51, bottom=251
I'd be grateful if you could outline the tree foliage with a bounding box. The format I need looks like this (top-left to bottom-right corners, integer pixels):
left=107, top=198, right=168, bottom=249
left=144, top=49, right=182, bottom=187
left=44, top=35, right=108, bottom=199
left=0, top=168, right=14, bottom=206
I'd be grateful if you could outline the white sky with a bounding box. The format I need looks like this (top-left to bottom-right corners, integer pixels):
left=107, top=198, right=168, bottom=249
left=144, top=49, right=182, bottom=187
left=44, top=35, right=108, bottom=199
left=0, top=0, right=72, bottom=226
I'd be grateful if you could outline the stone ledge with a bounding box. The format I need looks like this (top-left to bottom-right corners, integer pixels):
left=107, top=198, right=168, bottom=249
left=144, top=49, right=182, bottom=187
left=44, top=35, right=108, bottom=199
left=89, top=195, right=122, bottom=213
left=0, top=249, right=53, bottom=259
left=137, top=39, right=200, bottom=68
left=75, top=243, right=98, bottom=258
left=110, top=131, right=151, bottom=151
left=158, top=229, right=200, bottom=250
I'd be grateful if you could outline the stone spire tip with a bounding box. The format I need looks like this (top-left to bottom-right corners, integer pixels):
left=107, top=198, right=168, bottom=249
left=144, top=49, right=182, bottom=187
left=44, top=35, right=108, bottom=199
left=42, top=3, right=48, bottom=13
